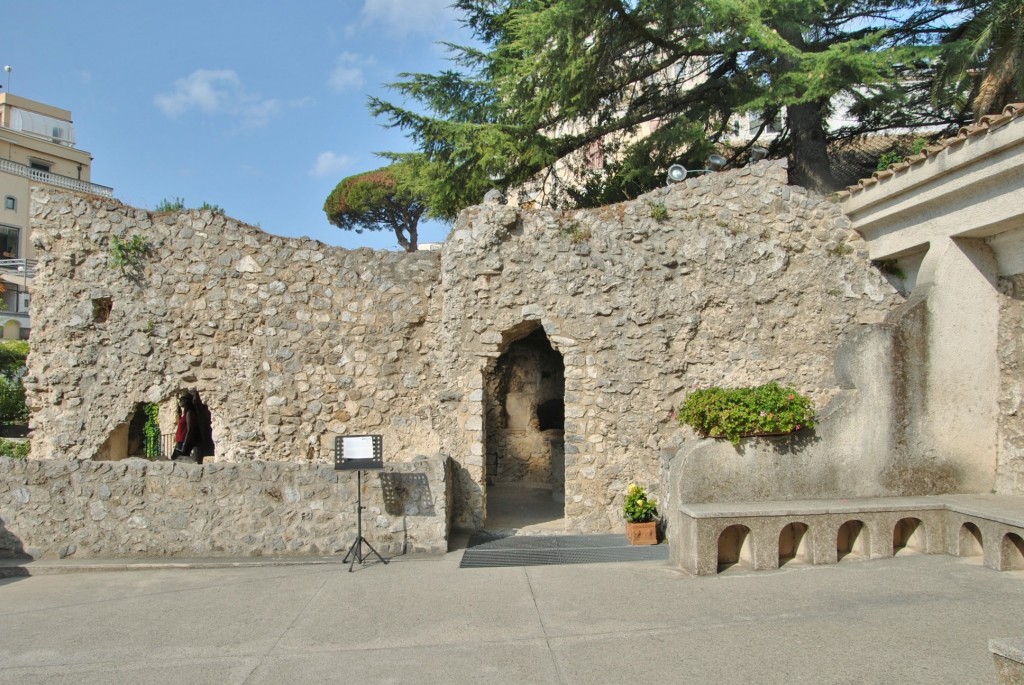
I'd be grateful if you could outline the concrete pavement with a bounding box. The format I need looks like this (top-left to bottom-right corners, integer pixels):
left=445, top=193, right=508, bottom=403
left=1, top=544, right=1021, bottom=684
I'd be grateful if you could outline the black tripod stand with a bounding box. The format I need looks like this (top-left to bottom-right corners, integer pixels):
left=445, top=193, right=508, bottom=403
left=343, top=469, right=389, bottom=572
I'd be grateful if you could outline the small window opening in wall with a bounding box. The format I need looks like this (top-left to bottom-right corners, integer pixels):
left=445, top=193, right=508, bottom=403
left=4, top=196, right=15, bottom=211
left=92, top=297, right=113, bottom=323
left=29, top=161, right=51, bottom=173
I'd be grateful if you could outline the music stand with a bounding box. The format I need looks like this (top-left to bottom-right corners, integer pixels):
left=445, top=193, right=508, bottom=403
left=335, top=435, right=389, bottom=572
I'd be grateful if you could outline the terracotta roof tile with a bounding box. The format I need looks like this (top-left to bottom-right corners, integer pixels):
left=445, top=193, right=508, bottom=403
left=837, top=103, right=1024, bottom=200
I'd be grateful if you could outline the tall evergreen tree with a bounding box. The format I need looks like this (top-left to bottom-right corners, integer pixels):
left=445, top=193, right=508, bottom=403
left=371, top=0, right=964, bottom=218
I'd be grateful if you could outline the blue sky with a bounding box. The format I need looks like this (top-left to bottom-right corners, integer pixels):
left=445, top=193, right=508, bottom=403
left=3, top=0, right=469, bottom=249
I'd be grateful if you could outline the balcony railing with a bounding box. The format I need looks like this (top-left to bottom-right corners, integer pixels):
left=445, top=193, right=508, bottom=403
left=0, top=259, right=36, bottom=280
left=0, top=158, right=113, bottom=197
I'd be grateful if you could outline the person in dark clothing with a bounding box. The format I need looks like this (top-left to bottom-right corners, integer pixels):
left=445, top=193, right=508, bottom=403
left=170, top=393, right=200, bottom=462
left=189, top=388, right=214, bottom=461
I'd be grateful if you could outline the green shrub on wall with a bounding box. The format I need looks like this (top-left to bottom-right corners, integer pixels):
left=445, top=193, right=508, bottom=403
left=678, top=382, right=816, bottom=445
left=0, top=437, right=29, bottom=459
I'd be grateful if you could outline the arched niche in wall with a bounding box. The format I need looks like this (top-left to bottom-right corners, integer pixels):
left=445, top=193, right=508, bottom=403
left=482, top=324, right=566, bottom=520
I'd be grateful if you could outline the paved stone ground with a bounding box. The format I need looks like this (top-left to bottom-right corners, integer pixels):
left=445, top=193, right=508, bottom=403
left=0, top=549, right=1020, bottom=684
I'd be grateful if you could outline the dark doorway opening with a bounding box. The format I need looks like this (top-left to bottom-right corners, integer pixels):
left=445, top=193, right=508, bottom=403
left=484, top=326, right=565, bottom=532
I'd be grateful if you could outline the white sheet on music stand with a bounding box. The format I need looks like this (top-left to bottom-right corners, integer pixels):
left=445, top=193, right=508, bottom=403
left=344, top=436, right=376, bottom=460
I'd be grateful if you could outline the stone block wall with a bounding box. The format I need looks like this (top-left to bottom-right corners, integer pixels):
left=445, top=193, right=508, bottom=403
left=434, top=160, right=903, bottom=530
left=0, top=455, right=451, bottom=559
left=25, top=161, right=904, bottom=535
left=26, top=192, right=443, bottom=465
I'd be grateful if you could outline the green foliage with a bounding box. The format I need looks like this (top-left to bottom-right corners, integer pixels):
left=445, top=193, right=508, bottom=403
left=0, top=438, right=29, bottom=459
left=154, top=197, right=225, bottom=215
left=323, top=164, right=426, bottom=252
left=155, top=197, right=185, bottom=212
left=876, top=137, right=931, bottom=171
left=198, top=202, right=225, bottom=215
left=143, top=403, right=161, bottom=459
left=0, top=341, right=28, bottom=426
left=623, top=483, right=659, bottom=523
left=110, top=234, right=148, bottom=273
left=371, top=0, right=970, bottom=218
left=876, top=149, right=904, bottom=171
left=0, top=340, right=28, bottom=379
left=561, top=222, right=591, bottom=244
left=0, top=375, right=27, bottom=423
left=648, top=202, right=669, bottom=223
left=827, top=242, right=854, bottom=257
left=933, top=0, right=1024, bottom=117
left=678, top=382, right=816, bottom=445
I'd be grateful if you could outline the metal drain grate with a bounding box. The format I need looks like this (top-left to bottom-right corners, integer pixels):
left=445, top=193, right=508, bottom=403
left=459, top=534, right=669, bottom=569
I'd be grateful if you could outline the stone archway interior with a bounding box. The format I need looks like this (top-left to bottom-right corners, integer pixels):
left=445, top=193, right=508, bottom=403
left=485, top=327, right=566, bottom=503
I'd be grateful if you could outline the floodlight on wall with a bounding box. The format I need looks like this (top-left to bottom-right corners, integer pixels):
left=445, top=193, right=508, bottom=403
left=750, top=146, right=769, bottom=162
left=666, top=164, right=688, bottom=184
left=707, top=154, right=727, bottom=171
left=668, top=157, right=727, bottom=185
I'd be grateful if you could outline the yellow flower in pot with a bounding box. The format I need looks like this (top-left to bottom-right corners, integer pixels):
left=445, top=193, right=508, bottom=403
left=623, top=483, right=659, bottom=545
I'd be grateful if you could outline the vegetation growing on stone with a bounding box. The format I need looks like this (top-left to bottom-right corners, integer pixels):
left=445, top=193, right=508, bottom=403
left=154, top=197, right=185, bottom=213
left=198, top=202, right=225, bottom=215
left=154, top=197, right=225, bottom=215
left=678, top=382, right=816, bottom=445
left=561, top=222, right=591, bottom=244
left=109, top=234, right=148, bottom=273
left=648, top=202, right=669, bottom=223
left=0, top=437, right=29, bottom=459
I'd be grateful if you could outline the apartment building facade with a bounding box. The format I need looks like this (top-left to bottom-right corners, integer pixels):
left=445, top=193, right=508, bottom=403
left=0, top=93, right=112, bottom=339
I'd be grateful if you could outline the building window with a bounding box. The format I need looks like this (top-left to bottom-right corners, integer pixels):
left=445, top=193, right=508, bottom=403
left=3, top=197, right=14, bottom=211
left=29, top=161, right=51, bottom=173
left=0, top=225, right=19, bottom=259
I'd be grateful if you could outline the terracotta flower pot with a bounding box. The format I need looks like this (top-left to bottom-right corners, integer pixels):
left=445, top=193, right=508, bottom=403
left=625, top=521, right=658, bottom=545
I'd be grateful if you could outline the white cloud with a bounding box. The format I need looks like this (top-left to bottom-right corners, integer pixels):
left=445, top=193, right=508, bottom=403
left=358, top=0, right=455, bottom=36
left=310, top=151, right=354, bottom=178
left=154, top=69, right=283, bottom=128
left=328, top=52, right=368, bottom=92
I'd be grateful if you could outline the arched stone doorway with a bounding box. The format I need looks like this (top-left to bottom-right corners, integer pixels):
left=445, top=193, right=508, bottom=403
left=483, top=326, right=565, bottom=531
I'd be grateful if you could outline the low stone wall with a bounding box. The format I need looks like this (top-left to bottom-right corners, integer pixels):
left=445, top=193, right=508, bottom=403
left=0, top=455, right=451, bottom=560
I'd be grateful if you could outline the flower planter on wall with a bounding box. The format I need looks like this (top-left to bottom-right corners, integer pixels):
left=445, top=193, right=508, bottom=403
left=626, top=521, right=658, bottom=545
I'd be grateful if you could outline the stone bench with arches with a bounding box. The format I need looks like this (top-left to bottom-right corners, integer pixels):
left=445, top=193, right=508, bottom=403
left=670, top=494, right=1024, bottom=576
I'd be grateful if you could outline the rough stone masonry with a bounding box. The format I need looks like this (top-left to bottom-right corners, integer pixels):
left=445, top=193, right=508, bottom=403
left=20, top=159, right=903, bottom=544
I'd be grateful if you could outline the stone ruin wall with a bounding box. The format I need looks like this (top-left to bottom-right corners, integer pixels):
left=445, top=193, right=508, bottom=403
left=0, top=455, right=451, bottom=559
left=27, top=190, right=443, bottom=466
left=998, top=274, right=1024, bottom=493
left=25, top=161, right=904, bottom=534
left=435, top=160, right=903, bottom=531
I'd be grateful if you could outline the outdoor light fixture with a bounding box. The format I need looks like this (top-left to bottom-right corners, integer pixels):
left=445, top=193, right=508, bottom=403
left=666, top=164, right=688, bottom=184
left=667, top=156, right=728, bottom=185
left=707, top=154, right=727, bottom=171
left=750, top=146, right=768, bottom=162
